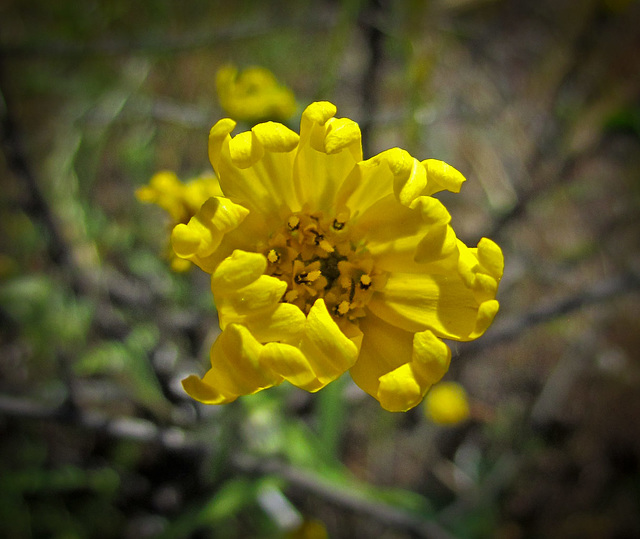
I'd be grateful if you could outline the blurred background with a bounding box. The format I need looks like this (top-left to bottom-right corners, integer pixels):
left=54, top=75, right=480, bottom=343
left=1, top=0, right=640, bottom=537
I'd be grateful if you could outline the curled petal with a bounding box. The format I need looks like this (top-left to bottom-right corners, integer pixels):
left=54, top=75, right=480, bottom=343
left=211, top=251, right=303, bottom=340
left=350, top=312, right=413, bottom=400
left=457, top=238, right=504, bottom=304
left=298, top=299, right=361, bottom=386
left=411, top=330, right=451, bottom=383
left=208, top=252, right=360, bottom=392
left=336, top=150, right=465, bottom=215
left=208, top=118, right=300, bottom=217
left=336, top=148, right=423, bottom=215
left=294, top=102, right=363, bottom=211
left=184, top=300, right=361, bottom=403
left=367, top=236, right=499, bottom=341
left=182, top=374, right=236, bottom=405
left=394, top=156, right=427, bottom=207
left=350, top=314, right=450, bottom=411
left=171, top=196, right=249, bottom=273
left=244, top=303, right=307, bottom=344
left=217, top=276, right=287, bottom=317
left=352, top=194, right=457, bottom=273
left=219, top=301, right=307, bottom=345
left=211, top=249, right=267, bottom=290
left=423, top=159, right=466, bottom=195
left=477, top=237, right=505, bottom=280
left=182, top=324, right=282, bottom=404
left=209, top=118, right=237, bottom=168
left=260, top=342, right=325, bottom=391
left=324, top=117, right=362, bottom=155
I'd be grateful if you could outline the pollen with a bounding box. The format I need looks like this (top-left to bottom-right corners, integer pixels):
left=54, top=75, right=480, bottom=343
left=295, top=269, right=322, bottom=284
left=267, top=249, right=280, bottom=263
left=337, top=300, right=350, bottom=316
left=332, top=210, right=349, bottom=231
left=319, top=239, right=334, bottom=253
left=359, top=274, right=372, bottom=289
left=287, top=215, right=300, bottom=231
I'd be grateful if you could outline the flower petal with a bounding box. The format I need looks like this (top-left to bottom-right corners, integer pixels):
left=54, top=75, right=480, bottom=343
left=352, top=194, right=458, bottom=273
left=182, top=323, right=282, bottom=404
left=337, top=152, right=467, bottom=215
left=208, top=118, right=300, bottom=218
left=260, top=342, right=325, bottom=391
left=293, top=102, right=363, bottom=212
left=423, top=159, right=466, bottom=195
left=411, top=330, right=451, bottom=383
left=336, top=148, right=427, bottom=215
left=211, top=249, right=267, bottom=290
left=171, top=196, right=250, bottom=273
left=182, top=374, right=236, bottom=405
left=367, top=268, right=499, bottom=342
left=457, top=238, right=504, bottom=304
left=349, top=312, right=414, bottom=399
left=217, top=275, right=287, bottom=318
left=298, top=299, right=361, bottom=385
left=476, top=237, right=505, bottom=280
left=350, top=313, right=451, bottom=411
left=244, top=303, right=307, bottom=344
left=211, top=251, right=306, bottom=342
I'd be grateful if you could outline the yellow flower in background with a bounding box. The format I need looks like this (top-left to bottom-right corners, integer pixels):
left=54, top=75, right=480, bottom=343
left=424, top=382, right=471, bottom=425
left=136, top=171, right=222, bottom=271
left=286, top=519, right=328, bottom=539
left=173, top=101, right=503, bottom=411
left=216, top=65, right=297, bottom=123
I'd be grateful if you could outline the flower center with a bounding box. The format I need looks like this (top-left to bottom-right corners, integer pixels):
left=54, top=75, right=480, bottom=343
left=262, top=210, right=381, bottom=320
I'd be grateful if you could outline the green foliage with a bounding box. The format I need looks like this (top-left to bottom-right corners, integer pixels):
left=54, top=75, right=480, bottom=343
left=0, top=274, right=93, bottom=361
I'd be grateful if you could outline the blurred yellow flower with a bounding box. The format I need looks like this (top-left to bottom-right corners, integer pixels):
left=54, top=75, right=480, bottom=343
left=286, top=519, right=328, bottom=539
left=174, top=101, right=504, bottom=411
left=424, top=381, right=471, bottom=425
left=216, top=65, right=297, bottom=123
left=136, top=171, right=222, bottom=271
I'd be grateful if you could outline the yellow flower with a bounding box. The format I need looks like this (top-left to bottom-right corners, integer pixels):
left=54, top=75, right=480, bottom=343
left=216, top=65, right=297, bottom=123
left=424, top=382, right=471, bottom=425
left=173, top=102, right=504, bottom=412
left=136, top=171, right=222, bottom=271
left=286, top=519, right=328, bottom=539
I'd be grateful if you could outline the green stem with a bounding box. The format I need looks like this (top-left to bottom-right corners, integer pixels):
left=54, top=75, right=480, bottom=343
left=317, top=376, right=347, bottom=461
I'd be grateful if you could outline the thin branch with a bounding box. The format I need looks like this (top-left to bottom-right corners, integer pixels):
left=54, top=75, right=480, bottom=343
left=0, top=80, right=73, bottom=271
left=479, top=6, right=637, bottom=242
left=233, top=454, right=456, bottom=539
left=1, top=17, right=334, bottom=58
left=0, top=393, right=201, bottom=452
left=462, top=270, right=640, bottom=354
left=1, top=392, right=454, bottom=539
left=358, top=0, right=386, bottom=155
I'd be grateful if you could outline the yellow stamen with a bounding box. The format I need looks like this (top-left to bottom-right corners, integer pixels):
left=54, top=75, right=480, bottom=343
left=287, top=215, right=300, bottom=230
left=337, top=300, right=350, bottom=315
left=267, top=249, right=280, bottom=263
left=319, top=239, right=334, bottom=253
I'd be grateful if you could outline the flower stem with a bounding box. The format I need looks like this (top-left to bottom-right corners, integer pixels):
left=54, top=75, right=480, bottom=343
left=317, top=376, right=347, bottom=460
